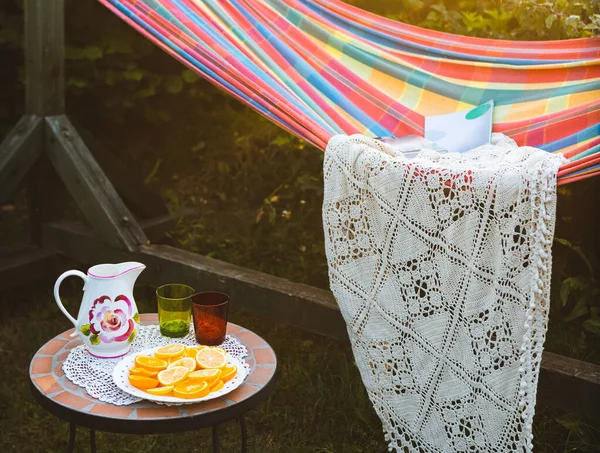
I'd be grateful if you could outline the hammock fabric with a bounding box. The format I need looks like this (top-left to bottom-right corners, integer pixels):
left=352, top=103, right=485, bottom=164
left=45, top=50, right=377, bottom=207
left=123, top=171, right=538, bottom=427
left=98, top=0, right=600, bottom=185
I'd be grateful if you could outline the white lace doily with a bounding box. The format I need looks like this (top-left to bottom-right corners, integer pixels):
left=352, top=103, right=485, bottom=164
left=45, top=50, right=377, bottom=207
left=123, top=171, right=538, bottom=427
left=63, top=325, right=249, bottom=406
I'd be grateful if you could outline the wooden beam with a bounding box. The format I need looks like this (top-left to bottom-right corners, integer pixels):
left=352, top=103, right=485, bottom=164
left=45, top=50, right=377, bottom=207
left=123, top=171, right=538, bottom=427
left=42, top=221, right=600, bottom=420
left=45, top=116, right=147, bottom=252
left=0, top=116, right=43, bottom=205
left=43, top=221, right=347, bottom=340
left=25, top=0, right=65, bottom=115
left=538, top=351, right=600, bottom=421
left=0, top=245, right=59, bottom=290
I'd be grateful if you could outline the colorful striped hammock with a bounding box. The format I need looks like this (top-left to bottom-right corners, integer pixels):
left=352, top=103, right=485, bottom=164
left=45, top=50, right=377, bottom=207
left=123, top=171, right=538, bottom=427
left=98, top=0, right=600, bottom=185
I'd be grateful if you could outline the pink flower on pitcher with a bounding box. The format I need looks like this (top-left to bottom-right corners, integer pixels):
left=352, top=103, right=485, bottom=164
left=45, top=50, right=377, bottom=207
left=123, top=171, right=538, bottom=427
left=86, top=295, right=135, bottom=344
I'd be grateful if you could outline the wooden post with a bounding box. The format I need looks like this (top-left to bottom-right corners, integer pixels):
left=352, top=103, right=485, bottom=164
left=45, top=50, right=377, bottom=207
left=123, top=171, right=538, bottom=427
left=24, top=0, right=66, bottom=244
left=25, top=0, right=65, bottom=115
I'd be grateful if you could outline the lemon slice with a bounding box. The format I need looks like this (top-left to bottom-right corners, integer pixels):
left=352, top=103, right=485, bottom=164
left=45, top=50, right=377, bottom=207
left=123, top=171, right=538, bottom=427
left=187, top=369, right=222, bottom=384
left=135, top=356, right=168, bottom=371
left=155, top=344, right=186, bottom=359
left=129, top=367, right=159, bottom=377
left=196, top=348, right=227, bottom=369
left=157, top=366, right=190, bottom=386
left=128, top=375, right=159, bottom=389
left=210, top=380, right=224, bottom=393
left=173, top=381, right=210, bottom=399
left=167, top=357, right=197, bottom=373
left=146, top=385, right=174, bottom=396
left=220, top=365, right=237, bottom=382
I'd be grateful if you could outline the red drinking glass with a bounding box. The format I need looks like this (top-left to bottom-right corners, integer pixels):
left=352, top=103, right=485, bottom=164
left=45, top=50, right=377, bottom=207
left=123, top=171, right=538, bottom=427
left=191, top=291, right=229, bottom=345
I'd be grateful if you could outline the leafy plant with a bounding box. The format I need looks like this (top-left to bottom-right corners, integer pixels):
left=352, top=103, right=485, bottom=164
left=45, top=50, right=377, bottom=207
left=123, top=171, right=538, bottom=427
left=548, top=238, right=600, bottom=361
left=350, top=0, right=600, bottom=39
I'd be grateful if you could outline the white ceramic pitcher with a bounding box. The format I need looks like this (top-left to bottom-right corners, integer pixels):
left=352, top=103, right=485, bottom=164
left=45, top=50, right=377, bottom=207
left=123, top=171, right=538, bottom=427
left=54, top=262, right=145, bottom=358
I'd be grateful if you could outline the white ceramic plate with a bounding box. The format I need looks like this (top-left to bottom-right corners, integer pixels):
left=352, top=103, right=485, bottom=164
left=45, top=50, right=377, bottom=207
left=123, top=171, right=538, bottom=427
left=113, top=346, right=248, bottom=405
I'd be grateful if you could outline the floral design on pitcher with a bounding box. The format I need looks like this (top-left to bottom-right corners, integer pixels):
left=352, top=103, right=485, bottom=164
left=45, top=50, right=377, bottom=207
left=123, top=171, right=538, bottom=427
left=80, top=295, right=138, bottom=344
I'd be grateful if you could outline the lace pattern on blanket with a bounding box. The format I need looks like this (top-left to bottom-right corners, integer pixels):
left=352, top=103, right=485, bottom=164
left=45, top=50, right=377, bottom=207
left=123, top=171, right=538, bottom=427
left=322, top=134, right=564, bottom=452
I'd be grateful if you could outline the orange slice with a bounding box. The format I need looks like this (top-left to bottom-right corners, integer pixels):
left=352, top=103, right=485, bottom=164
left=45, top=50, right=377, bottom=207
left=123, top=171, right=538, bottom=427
left=187, top=369, right=222, bottom=384
left=173, top=381, right=210, bottom=399
left=184, top=346, right=208, bottom=358
left=220, top=366, right=237, bottom=382
left=210, top=380, right=224, bottom=393
left=154, top=344, right=186, bottom=359
left=196, top=348, right=227, bottom=369
left=146, top=385, right=174, bottom=396
left=157, top=366, right=190, bottom=386
left=128, top=375, right=159, bottom=389
left=135, top=356, right=168, bottom=371
left=129, top=367, right=159, bottom=377
left=167, top=357, right=197, bottom=373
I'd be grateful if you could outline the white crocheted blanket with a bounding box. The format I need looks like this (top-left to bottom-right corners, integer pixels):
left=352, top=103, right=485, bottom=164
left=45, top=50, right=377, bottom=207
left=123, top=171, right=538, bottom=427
left=322, top=134, right=564, bottom=452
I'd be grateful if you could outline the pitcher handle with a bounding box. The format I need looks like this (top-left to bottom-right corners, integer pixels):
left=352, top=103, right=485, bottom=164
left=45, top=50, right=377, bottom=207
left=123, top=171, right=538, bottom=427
left=54, top=270, right=89, bottom=335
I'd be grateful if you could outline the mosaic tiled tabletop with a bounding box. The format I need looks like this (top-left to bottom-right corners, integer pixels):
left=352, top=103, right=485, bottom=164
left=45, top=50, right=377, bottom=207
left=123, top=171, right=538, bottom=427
left=29, top=314, right=276, bottom=427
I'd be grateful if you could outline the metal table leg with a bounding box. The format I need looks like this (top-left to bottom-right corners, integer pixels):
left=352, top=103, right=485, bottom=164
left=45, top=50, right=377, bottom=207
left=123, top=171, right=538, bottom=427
left=212, top=424, right=220, bottom=453
left=239, top=415, right=247, bottom=453
left=67, top=423, right=76, bottom=453
left=90, top=428, right=97, bottom=453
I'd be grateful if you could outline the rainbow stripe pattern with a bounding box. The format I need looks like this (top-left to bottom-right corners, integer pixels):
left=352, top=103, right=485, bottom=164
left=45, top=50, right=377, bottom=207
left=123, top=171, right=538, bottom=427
left=98, top=0, right=600, bottom=184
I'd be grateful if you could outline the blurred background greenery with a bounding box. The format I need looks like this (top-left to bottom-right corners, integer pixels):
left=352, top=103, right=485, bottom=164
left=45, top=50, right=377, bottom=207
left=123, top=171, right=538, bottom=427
left=0, top=0, right=599, bottom=451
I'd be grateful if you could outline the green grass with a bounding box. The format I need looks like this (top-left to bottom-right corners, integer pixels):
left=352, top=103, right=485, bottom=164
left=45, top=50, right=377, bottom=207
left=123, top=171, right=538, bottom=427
left=0, top=281, right=598, bottom=452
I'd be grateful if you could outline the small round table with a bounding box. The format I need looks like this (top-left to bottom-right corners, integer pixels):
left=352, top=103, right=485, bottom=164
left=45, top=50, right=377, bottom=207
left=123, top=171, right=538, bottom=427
left=29, top=314, right=276, bottom=453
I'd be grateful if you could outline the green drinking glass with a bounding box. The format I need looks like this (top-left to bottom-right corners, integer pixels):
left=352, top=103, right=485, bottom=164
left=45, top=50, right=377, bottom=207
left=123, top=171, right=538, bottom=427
left=156, top=284, right=195, bottom=338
